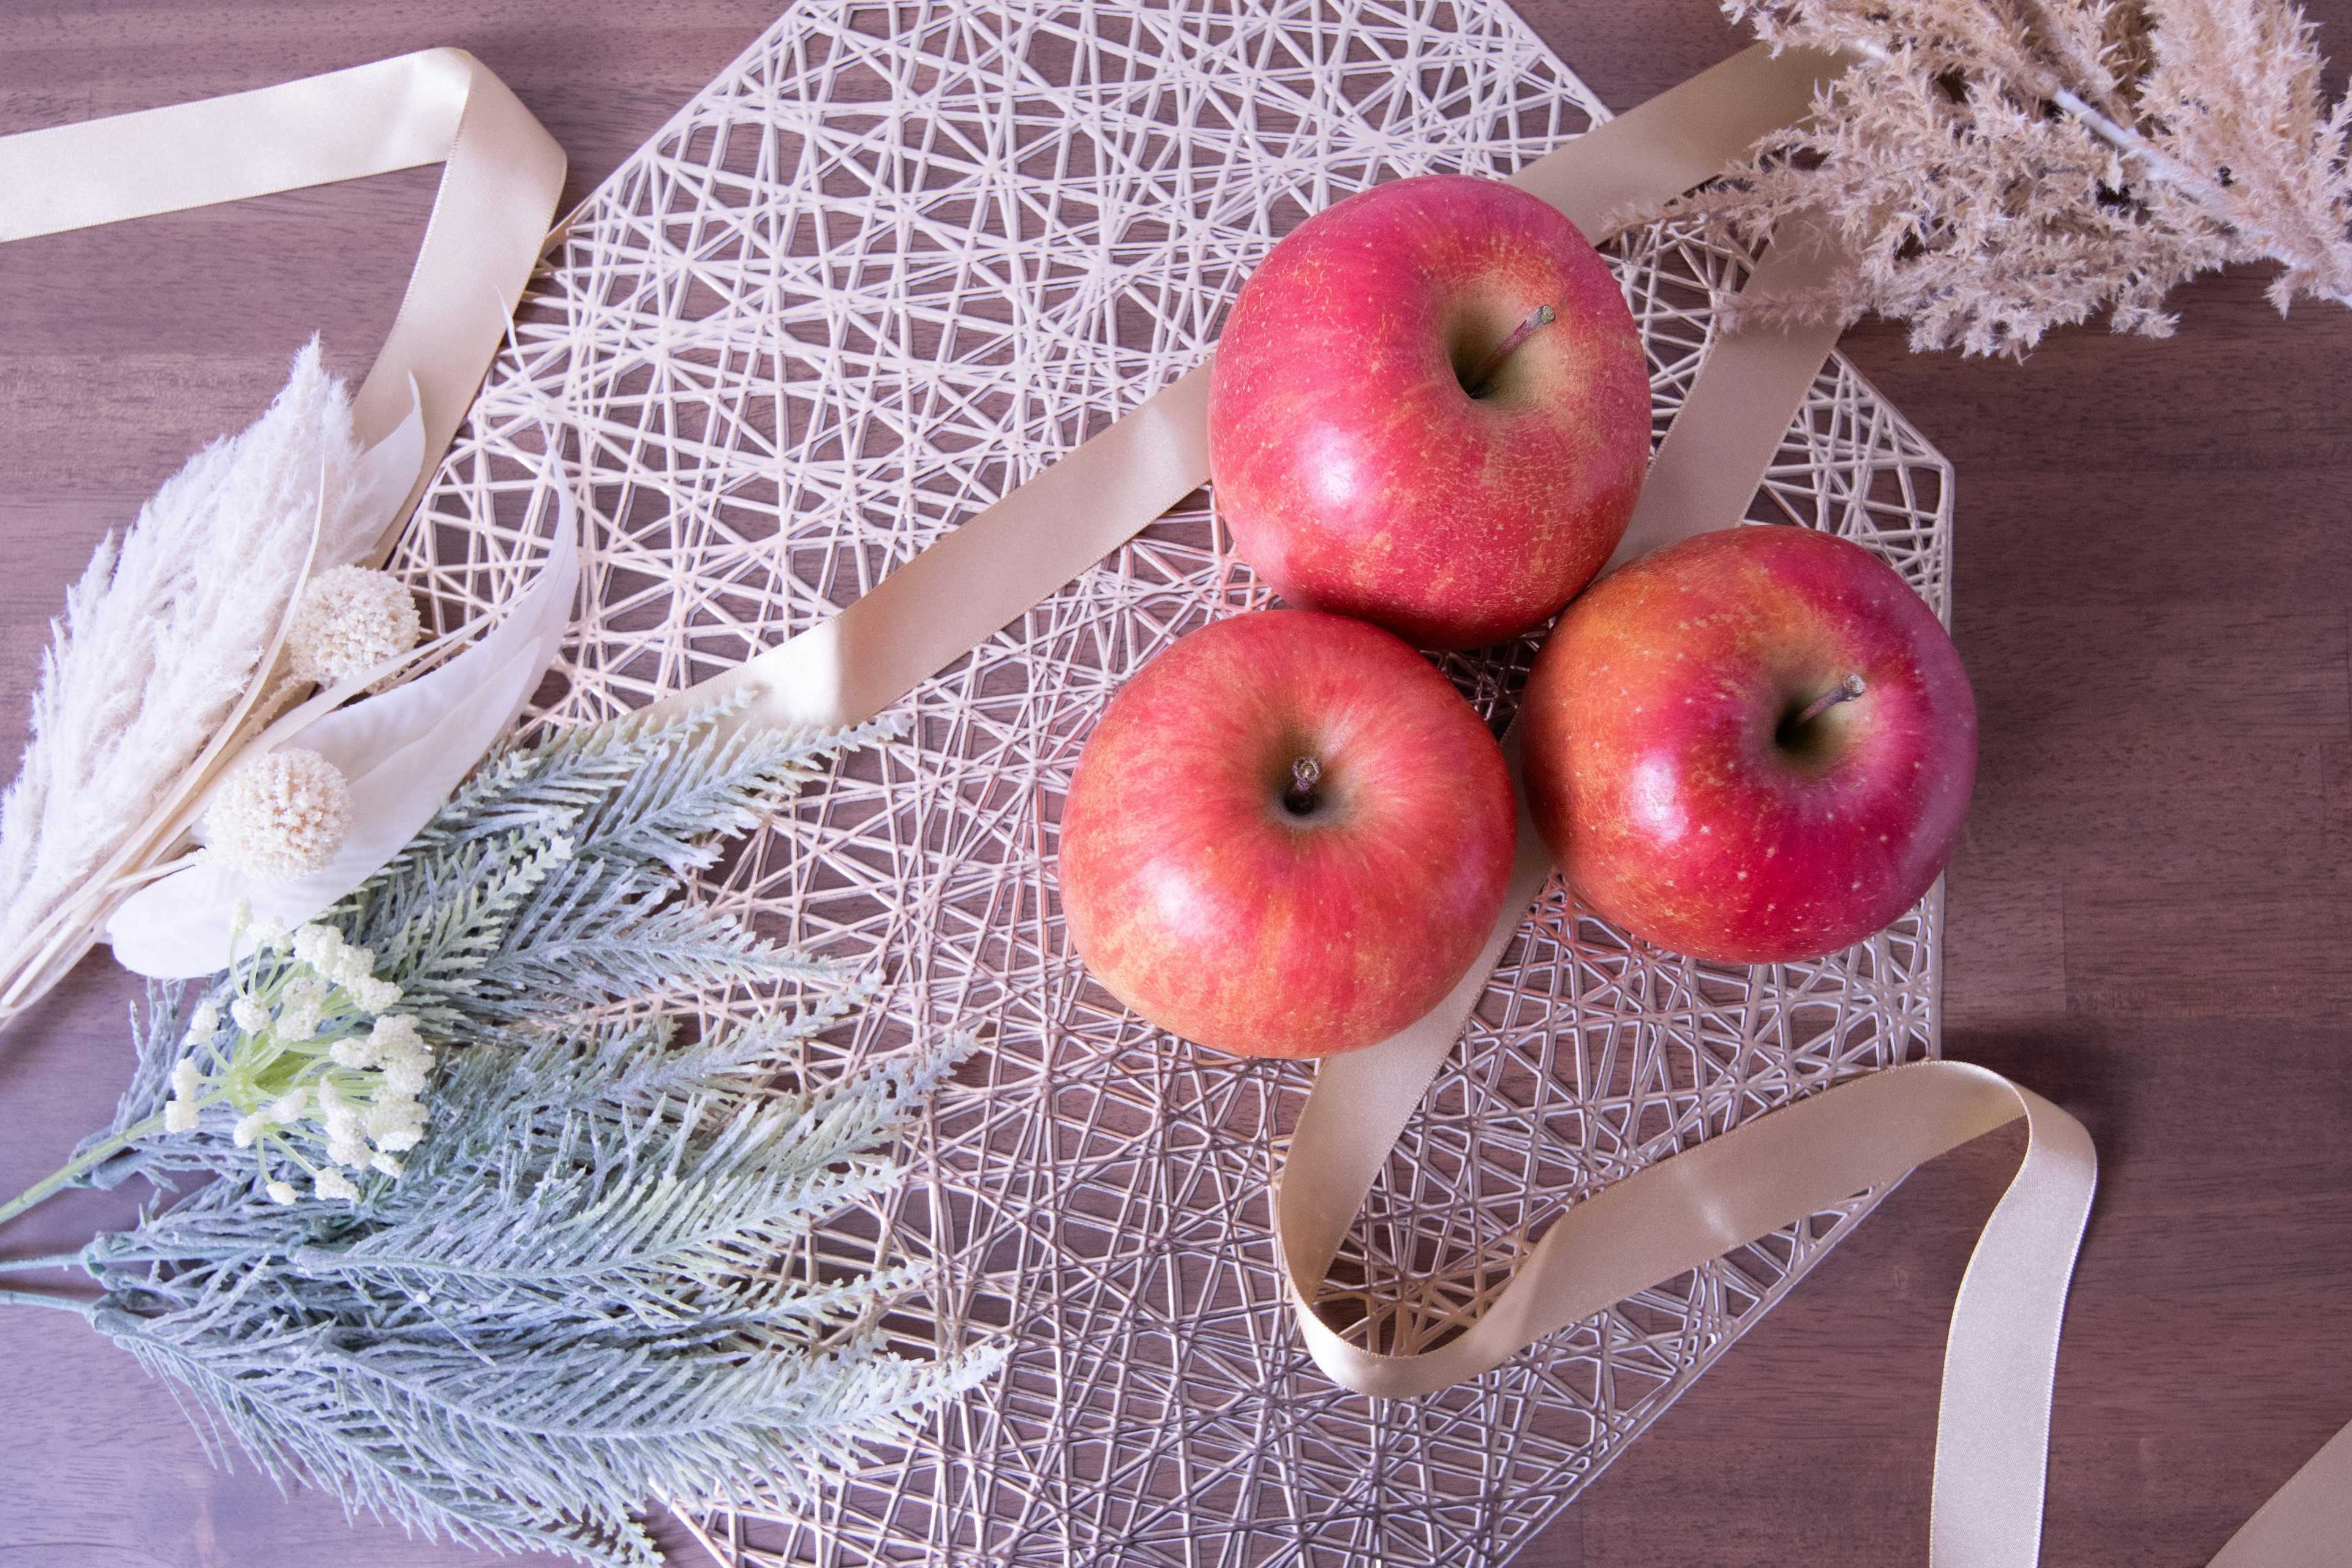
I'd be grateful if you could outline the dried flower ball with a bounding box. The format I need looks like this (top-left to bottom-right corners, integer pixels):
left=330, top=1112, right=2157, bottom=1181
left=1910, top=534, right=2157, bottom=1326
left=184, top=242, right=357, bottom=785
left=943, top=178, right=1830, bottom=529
left=286, top=565, right=423, bottom=692
left=205, top=747, right=352, bottom=881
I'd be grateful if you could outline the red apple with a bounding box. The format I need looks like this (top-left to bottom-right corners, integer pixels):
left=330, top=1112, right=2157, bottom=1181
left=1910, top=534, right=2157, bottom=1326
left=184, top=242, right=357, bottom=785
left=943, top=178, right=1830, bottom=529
left=1521, top=526, right=1977, bottom=965
left=1207, top=173, right=1650, bottom=651
left=1057, top=609, right=1516, bottom=1058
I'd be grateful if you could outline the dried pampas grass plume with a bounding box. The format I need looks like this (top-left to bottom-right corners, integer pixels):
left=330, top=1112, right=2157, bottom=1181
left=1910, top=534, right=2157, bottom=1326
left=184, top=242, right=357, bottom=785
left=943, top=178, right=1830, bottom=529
left=0, top=340, right=386, bottom=1006
left=1658, top=0, right=2352, bottom=355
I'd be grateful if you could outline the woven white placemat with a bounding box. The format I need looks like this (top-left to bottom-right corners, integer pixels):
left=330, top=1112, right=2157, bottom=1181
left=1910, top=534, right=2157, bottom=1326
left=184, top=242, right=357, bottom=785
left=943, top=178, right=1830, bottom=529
left=399, top=4, right=1954, bottom=1562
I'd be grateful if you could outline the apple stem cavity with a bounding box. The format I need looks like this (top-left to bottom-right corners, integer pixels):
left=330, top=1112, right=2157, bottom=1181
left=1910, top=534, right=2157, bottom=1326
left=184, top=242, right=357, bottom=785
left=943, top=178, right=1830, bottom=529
left=1284, top=756, right=1324, bottom=815
left=1465, top=304, right=1556, bottom=398
left=1789, top=673, right=1868, bottom=734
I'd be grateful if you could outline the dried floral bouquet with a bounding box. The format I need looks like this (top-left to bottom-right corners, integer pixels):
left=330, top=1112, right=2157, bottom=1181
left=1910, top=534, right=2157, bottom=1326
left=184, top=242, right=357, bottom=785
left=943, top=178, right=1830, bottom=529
left=0, top=349, right=998, bottom=1564
left=1668, top=0, right=2352, bottom=354
left=0, top=701, right=998, bottom=1566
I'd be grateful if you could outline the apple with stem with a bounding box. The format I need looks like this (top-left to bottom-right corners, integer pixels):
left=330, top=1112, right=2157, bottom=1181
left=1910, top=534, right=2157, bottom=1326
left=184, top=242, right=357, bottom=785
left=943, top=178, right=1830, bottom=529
left=1057, top=609, right=1516, bottom=1058
left=1208, top=173, right=1650, bottom=651
left=1521, top=525, right=1977, bottom=965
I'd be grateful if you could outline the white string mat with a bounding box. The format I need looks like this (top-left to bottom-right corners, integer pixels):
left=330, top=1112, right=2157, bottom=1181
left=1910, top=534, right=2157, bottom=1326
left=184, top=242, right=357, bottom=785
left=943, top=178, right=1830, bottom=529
left=396, top=4, right=1954, bottom=1563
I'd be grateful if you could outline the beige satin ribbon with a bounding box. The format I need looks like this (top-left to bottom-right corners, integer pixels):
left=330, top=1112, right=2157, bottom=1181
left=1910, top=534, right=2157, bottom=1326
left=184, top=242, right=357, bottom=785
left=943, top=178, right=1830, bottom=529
left=0, top=47, right=567, bottom=551
left=2211, top=1420, right=2352, bottom=1566
left=653, top=43, right=1850, bottom=735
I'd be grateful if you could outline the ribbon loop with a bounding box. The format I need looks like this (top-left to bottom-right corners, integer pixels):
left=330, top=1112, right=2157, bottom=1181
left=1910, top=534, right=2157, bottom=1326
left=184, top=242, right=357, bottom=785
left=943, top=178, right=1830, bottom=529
left=1286, top=1031, right=2097, bottom=1568
left=0, top=47, right=565, bottom=545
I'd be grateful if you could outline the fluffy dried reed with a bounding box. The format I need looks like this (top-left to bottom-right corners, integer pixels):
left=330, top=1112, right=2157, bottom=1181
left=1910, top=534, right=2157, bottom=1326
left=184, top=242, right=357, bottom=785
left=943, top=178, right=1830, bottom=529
left=1660, top=0, right=2352, bottom=355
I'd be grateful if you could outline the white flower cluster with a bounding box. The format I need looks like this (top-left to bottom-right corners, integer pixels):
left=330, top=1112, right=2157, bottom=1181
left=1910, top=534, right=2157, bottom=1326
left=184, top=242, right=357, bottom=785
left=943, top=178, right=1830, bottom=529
left=322, top=1014, right=431, bottom=1170
left=286, top=564, right=423, bottom=692
left=294, top=921, right=401, bottom=1012
left=159, top=920, right=435, bottom=1205
left=205, top=747, right=352, bottom=881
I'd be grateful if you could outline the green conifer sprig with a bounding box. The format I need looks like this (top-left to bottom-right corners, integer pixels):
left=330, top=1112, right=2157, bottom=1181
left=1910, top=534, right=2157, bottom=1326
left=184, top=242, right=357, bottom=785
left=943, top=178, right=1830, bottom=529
left=18, top=699, right=995, bottom=1566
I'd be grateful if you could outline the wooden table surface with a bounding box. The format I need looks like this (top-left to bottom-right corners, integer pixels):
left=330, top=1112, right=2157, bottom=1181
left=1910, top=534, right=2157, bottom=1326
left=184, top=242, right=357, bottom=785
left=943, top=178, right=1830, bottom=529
left=4, top=3, right=2350, bottom=1564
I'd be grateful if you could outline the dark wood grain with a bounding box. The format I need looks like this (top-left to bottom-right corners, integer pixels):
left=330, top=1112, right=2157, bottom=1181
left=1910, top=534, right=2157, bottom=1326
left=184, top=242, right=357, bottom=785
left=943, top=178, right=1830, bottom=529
left=6, top=4, right=2351, bottom=1565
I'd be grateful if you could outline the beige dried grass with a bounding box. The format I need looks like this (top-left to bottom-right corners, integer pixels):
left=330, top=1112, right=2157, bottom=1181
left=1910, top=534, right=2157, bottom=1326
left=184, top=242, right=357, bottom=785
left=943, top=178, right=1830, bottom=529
left=0, top=341, right=382, bottom=1013
left=1660, top=0, right=2352, bottom=355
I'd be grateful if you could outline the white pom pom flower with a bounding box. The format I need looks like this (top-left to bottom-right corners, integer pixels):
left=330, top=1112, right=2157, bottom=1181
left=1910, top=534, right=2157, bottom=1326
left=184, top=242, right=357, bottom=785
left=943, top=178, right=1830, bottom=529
left=205, top=748, right=351, bottom=882
left=351, top=975, right=402, bottom=1014
left=285, top=565, right=422, bottom=692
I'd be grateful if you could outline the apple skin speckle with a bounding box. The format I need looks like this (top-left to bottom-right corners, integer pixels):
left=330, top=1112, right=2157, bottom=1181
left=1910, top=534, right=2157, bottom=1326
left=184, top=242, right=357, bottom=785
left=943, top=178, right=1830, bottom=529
left=1519, top=525, right=1977, bottom=965
left=1207, top=175, right=1648, bottom=651
left=1059, top=609, right=1517, bottom=1058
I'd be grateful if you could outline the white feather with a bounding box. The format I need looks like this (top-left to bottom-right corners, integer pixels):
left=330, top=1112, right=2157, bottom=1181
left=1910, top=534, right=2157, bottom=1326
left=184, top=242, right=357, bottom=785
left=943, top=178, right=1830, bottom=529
left=345, top=379, right=425, bottom=540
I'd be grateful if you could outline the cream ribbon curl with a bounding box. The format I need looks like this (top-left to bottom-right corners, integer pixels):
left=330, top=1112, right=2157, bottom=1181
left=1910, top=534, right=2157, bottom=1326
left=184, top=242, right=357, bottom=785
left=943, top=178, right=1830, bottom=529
left=12, top=40, right=2350, bottom=1566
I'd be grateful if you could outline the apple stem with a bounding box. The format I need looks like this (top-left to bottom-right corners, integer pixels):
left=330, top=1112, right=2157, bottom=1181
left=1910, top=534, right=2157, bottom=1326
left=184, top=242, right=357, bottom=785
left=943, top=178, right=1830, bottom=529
left=1792, top=673, right=1868, bottom=729
left=1286, top=756, right=1323, bottom=815
left=1466, top=304, right=1556, bottom=397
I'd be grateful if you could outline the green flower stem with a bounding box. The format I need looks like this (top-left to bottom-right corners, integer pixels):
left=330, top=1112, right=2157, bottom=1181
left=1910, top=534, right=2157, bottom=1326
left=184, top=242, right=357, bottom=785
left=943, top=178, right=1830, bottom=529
left=0, top=1109, right=168, bottom=1229
left=0, top=1253, right=88, bottom=1275
left=0, top=1284, right=91, bottom=1314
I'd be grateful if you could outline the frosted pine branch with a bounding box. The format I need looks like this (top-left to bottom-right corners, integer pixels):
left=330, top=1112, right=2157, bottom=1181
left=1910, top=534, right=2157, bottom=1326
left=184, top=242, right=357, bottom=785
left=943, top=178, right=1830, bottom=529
left=17, top=704, right=997, bottom=1566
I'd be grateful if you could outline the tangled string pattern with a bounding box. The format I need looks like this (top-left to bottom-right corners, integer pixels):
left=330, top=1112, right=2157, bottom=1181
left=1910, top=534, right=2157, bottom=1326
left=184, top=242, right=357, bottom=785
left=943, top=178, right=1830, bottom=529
left=397, top=3, right=1956, bottom=1562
